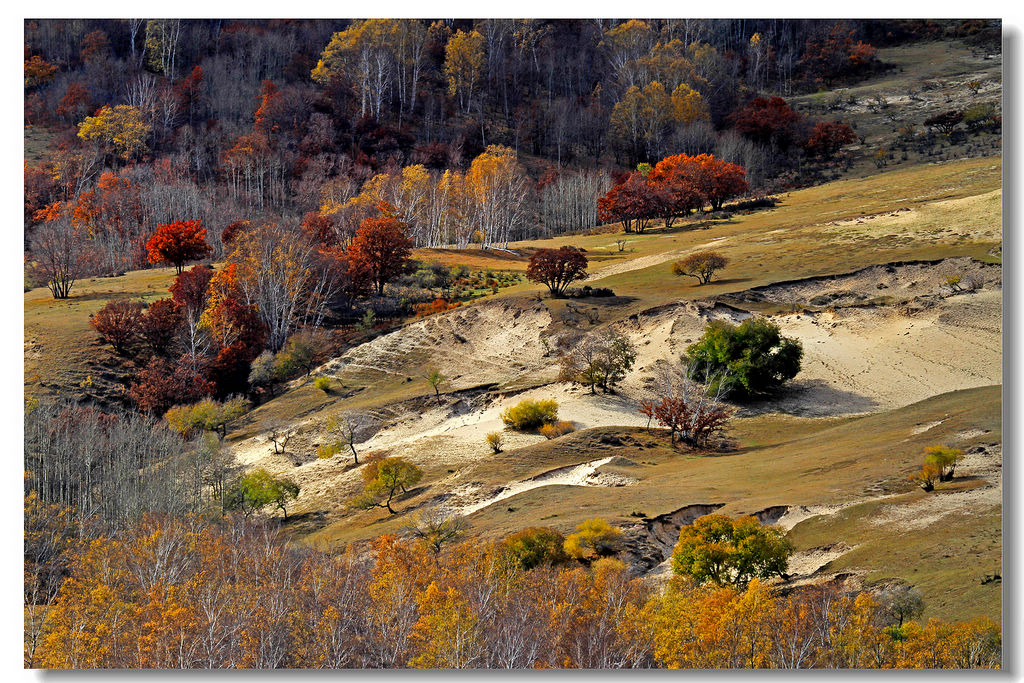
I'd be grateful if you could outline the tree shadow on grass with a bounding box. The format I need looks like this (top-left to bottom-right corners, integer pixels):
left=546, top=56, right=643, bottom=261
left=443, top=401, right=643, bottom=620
left=704, top=277, right=754, bottom=287
left=733, top=380, right=880, bottom=418
left=280, top=509, right=328, bottom=534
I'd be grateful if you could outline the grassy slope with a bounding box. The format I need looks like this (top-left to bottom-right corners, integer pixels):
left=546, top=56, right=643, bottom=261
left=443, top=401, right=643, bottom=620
left=304, top=385, right=1000, bottom=621
left=24, top=266, right=182, bottom=401
left=237, top=155, right=1001, bottom=432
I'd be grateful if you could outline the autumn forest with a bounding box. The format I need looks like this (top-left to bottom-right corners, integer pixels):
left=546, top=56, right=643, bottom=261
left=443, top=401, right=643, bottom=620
left=23, top=18, right=1003, bottom=670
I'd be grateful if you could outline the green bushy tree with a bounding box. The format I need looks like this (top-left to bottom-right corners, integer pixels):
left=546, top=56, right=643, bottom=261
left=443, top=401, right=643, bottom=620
left=671, top=514, right=791, bottom=588
left=685, top=317, right=802, bottom=399
left=225, top=469, right=300, bottom=519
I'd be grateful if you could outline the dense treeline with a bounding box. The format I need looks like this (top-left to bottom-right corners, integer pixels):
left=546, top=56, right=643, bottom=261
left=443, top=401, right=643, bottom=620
left=24, top=401, right=232, bottom=529
left=26, top=512, right=1000, bottom=669
left=28, top=17, right=966, bottom=263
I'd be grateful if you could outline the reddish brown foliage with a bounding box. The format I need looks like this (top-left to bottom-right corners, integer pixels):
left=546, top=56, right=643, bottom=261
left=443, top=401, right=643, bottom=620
left=90, top=300, right=145, bottom=355
left=138, top=298, right=183, bottom=356
left=300, top=211, right=337, bottom=247
left=650, top=155, right=704, bottom=222
left=55, top=82, right=92, bottom=122
left=347, top=205, right=414, bottom=296
left=597, top=172, right=666, bottom=233
left=805, top=121, right=857, bottom=159
left=730, top=96, right=803, bottom=148
left=689, top=154, right=749, bottom=211
left=221, top=220, right=251, bottom=245
left=128, top=357, right=215, bottom=413
left=207, top=340, right=262, bottom=397
left=413, top=298, right=460, bottom=318
left=526, top=246, right=589, bottom=297
left=146, top=220, right=213, bottom=274
left=799, top=24, right=877, bottom=86
left=170, top=265, right=214, bottom=318
left=24, top=162, right=56, bottom=223
left=646, top=395, right=731, bottom=447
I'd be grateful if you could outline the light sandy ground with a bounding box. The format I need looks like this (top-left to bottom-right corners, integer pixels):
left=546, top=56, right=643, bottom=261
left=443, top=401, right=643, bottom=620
left=787, top=543, right=856, bottom=578
left=453, top=456, right=621, bottom=516
left=229, top=259, right=1002, bottom=526
left=870, top=444, right=1001, bottom=532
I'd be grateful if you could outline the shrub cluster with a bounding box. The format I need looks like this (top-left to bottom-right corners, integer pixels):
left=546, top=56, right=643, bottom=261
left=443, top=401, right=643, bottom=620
left=500, top=399, right=559, bottom=430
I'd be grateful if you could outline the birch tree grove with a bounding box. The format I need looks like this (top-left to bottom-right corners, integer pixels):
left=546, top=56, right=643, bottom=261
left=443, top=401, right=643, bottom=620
left=228, top=225, right=343, bottom=351
left=24, top=403, right=205, bottom=530
left=467, top=145, right=529, bottom=249
left=540, top=169, right=613, bottom=237
left=321, top=146, right=531, bottom=249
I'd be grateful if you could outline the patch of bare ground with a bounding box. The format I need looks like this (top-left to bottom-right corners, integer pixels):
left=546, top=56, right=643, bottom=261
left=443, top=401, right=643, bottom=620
left=449, top=455, right=638, bottom=517
left=315, top=299, right=554, bottom=392
left=229, top=259, right=999, bottom=560
left=869, top=443, right=1001, bottom=532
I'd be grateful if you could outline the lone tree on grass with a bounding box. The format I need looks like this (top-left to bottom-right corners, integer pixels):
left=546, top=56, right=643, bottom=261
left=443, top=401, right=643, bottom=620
left=671, top=514, right=791, bottom=588
left=924, top=445, right=963, bottom=482
left=526, top=246, right=588, bottom=297
left=350, top=455, right=423, bottom=514
left=317, top=413, right=364, bottom=465
left=30, top=217, right=86, bottom=299
left=425, top=369, right=446, bottom=405
left=146, top=219, right=213, bottom=274
left=685, top=317, right=803, bottom=399
left=672, top=251, right=729, bottom=285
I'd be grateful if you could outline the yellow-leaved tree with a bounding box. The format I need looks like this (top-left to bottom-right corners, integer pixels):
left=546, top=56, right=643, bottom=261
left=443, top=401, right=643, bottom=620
left=444, top=29, right=485, bottom=114
left=77, top=105, right=151, bottom=161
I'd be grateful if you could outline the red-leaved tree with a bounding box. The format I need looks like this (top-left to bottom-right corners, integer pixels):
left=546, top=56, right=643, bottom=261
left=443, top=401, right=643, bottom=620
left=690, top=154, right=749, bottom=211
left=146, top=220, right=213, bottom=274
left=804, top=121, right=857, bottom=160
left=597, top=172, right=665, bottom=233
left=730, top=96, right=803, bottom=149
left=128, top=357, right=215, bottom=414
left=138, top=298, right=183, bottom=357
left=347, top=204, right=413, bottom=296
left=90, top=300, right=145, bottom=355
left=526, top=246, right=589, bottom=297
left=649, top=155, right=705, bottom=223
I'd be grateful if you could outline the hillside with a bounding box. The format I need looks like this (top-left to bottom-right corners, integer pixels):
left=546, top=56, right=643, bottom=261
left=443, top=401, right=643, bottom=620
left=204, top=153, right=1003, bottom=622
left=23, top=21, right=1004, bottom=669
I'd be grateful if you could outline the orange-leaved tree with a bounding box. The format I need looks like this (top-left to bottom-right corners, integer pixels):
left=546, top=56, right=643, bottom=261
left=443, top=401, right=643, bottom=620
left=146, top=220, right=213, bottom=274
left=347, top=203, right=413, bottom=296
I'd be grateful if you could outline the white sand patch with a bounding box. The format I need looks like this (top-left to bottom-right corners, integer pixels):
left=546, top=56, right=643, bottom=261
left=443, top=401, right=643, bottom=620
left=911, top=420, right=944, bottom=434
left=454, top=456, right=620, bottom=516
left=787, top=543, right=855, bottom=577
left=584, top=237, right=731, bottom=283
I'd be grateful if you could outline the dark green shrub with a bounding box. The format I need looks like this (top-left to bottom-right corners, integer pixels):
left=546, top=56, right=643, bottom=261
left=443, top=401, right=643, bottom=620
left=685, top=317, right=802, bottom=399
